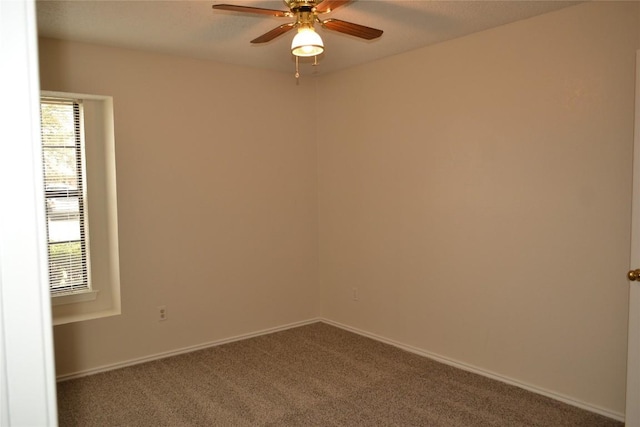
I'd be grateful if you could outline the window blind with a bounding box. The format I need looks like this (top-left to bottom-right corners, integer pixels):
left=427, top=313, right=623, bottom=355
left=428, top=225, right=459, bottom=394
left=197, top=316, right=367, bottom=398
left=41, top=98, right=90, bottom=294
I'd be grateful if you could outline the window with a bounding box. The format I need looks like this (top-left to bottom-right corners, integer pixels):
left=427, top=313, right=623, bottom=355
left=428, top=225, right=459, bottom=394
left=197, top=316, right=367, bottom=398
left=41, top=98, right=91, bottom=295
left=40, top=91, right=121, bottom=325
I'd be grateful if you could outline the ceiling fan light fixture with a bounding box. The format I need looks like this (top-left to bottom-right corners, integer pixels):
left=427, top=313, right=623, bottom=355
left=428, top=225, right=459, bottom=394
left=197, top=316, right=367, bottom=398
left=291, top=27, right=324, bottom=57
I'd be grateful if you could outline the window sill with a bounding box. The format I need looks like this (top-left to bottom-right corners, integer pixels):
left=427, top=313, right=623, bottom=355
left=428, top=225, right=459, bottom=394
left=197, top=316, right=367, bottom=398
left=51, top=289, right=99, bottom=306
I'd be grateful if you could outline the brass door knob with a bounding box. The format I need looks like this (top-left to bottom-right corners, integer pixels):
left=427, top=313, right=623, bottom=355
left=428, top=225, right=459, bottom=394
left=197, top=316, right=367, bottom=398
left=629, top=269, right=640, bottom=281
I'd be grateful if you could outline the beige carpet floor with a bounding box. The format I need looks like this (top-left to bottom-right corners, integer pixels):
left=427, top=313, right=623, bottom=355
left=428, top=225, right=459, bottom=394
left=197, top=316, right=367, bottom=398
left=57, top=322, right=622, bottom=426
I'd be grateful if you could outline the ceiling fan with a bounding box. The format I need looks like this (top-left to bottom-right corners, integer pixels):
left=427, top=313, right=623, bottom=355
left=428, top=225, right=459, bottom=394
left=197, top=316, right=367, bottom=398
left=212, top=0, right=383, bottom=78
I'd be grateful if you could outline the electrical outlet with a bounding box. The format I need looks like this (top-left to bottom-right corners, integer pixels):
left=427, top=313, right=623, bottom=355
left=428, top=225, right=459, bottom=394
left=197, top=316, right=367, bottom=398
left=158, top=305, right=167, bottom=321
left=352, top=287, right=359, bottom=301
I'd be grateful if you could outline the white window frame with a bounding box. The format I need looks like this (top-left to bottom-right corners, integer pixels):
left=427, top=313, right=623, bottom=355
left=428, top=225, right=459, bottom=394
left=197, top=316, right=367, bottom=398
left=42, top=90, right=121, bottom=325
left=41, top=97, right=93, bottom=299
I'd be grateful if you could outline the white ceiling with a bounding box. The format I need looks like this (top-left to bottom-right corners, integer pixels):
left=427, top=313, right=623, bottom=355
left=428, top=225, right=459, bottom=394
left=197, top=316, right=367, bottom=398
left=36, top=0, right=581, bottom=76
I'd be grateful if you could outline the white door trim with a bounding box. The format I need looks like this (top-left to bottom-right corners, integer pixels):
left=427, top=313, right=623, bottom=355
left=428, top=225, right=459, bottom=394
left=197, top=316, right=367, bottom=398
left=625, top=50, right=640, bottom=427
left=0, top=0, right=58, bottom=425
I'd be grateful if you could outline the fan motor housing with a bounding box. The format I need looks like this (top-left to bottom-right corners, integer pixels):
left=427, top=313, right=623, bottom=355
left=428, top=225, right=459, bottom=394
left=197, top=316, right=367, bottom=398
left=286, top=0, right=318, bottom=13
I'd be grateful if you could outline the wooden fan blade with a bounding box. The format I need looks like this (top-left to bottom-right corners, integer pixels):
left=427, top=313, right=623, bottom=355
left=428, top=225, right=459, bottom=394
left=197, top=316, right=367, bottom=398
left=321, top=18, right=383, bottom=40
left=315, top=0, right=351, bottom=14
left=251, top=23, right=296, bottom=43
left=212, top=4, right=292, bottom=18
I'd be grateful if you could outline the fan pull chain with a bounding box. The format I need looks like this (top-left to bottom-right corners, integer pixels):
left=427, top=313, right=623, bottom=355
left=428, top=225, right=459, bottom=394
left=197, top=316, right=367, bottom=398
left=295, top=56, right=300, bottom=81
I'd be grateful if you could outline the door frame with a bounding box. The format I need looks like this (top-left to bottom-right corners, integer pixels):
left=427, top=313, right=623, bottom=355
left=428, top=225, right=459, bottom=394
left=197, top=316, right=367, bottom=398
left=625, top=50, right=640, bottom=427
left=0, top=0, right=58, bottom=425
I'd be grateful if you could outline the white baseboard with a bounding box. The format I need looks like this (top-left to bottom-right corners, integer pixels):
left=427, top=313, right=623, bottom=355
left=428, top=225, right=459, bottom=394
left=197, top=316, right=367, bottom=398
left=320, top=318, right=625, bottom=423
left=56, top=317, right=321, bottom=382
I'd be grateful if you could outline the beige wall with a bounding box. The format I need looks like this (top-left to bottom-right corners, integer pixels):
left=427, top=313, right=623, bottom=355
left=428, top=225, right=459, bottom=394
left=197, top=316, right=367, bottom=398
left=40, top=0, right=639, bottom=417
left=318, top=1, right=638, bottom=415
left=39, top=39, right=319, bottom=375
